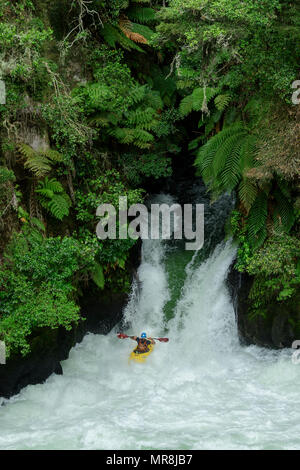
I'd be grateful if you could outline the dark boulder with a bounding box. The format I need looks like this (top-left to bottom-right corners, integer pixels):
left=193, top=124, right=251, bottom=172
left=227, top=260, right=298, bottom=349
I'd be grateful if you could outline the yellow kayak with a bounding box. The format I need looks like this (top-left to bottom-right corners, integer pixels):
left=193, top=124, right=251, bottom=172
left=129, top=344, right=154, bottom=363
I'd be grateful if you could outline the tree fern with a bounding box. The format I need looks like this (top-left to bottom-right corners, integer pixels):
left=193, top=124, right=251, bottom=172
left=247, top=192, right=268, bottom=248
left=238, top=178, right=258, bottom=213
left=273, top=189, right=295, bottom=234
left=130, top=23, right=155, bottom=42
left=127, top=6, right=156, bottom=24
left=100, top=23, right=144, bottom=52
left=119, top=17, right=148, bottom=44
left=195, top=122, right=250, bottom=194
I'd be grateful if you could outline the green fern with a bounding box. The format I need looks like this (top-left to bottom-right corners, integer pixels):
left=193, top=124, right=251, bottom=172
left=273, top=189, right=295, bottom=234
left=88, top=112, right=122, bottom=127
left=248, top=192, right=268, bottom=248
left=130, top=23, right=155, bottom=41
left=36, top=177, right=71, bottom=220
left=179, top=87, right=218, bottom=117
left=18, top=144, right=62, bottom=177
left=47, top=194, right=71, bottom=221
left=126, top=107, right=156, bottom=127
left=110, top=127, right=154, bottom=149
left=238, top=178, right=258, bottom=213
left=127, top=6, right=156, bottom=23
left=100, top=23, right=145, bottom=52
left=214, top=93, right=232, bottom=111
left=195, top=122, right=252, bottom=196
left=129, top=85, right=147, bottom=104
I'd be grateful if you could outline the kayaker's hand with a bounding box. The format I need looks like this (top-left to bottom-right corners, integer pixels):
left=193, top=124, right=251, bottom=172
left=130, top=335, right=137, bottom=341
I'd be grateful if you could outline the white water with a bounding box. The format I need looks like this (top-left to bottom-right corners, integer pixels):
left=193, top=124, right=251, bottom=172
left=1, top=198, right=300, bottom=449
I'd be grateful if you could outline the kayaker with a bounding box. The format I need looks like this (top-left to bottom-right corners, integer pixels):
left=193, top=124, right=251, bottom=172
left=129, top=332, right=155, bottom=354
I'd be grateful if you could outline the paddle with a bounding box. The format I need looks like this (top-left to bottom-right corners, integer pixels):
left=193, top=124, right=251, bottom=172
left=117, top=333, right=169, bottom=343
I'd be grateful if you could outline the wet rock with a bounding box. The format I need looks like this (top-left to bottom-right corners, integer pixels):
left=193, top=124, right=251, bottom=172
left=227, top=260, right=299, bottom=349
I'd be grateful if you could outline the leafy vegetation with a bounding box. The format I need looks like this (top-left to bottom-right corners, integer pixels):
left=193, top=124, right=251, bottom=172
left=0, top=0, right=299, bottom=354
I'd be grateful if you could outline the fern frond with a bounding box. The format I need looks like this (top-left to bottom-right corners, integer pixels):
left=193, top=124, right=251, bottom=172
left=239, top=134, right=257, bottom=173
left=131, top=23, right=155, bottom=41
left=248, top=192, right=268, bottom=247
left=220, top=134, right=247, bottom=190
left=18, top=144, right=63, bottom=177
left=37, top=177, right=64, bottom=194
left=129, top=85, right=147, bottom=104
left=43, top=149, right=63, bottom=163
left=100, top=24, right=119, bottom=48
left=48, top=194, right=70, bottom=220
left=100, top=23, right=144, bottom=52
left=35, top=177, right=71, bottom=220
left=273, top=189, right=295, bottom=234
left=88, top=112, right=121, bottom=127
left=126, top=107, right=156, bottom=126
left=143, top=89, right=164, bottom=110
left=179, top=93, right=194, bottom=117
left=84, top=83, right=112, bottom=108
left=127, top=6, right=156, bottom=23
left=179, top=87, right=218, bottom=117
left=132, top=128, right=154, bottom=143
left=119, top=17, right=148, bottom=44
left=195, top=122, right=245, bottom=185
left=238, top=178, right=258, bottom=213
left=214, top=93, right=232, bottom=111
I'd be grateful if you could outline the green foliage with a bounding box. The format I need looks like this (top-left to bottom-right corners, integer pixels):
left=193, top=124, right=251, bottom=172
left=18, top=144, right=63, bottom=177
left=155, top=0, right=299, bottom=101
left=75, top=169, right=144, bottom=223
left=0, top=234, right=95, bottom=356
left=0, top=0, right=299, bottom=353
left=91, top=262, right=105, bottom=290
left=76, top=47, right=163, bottom=149
left=195, top=122, right=255, bottom=196
left=36, top=177, right=72, bottom=220
left=247, top=192, right=268, bottom=249
left=246, top=234, right=300, bottom=315
left=179, top=88, right=218, bottom=117
left=119, top=151, right=172, bottom=185
left=127, top=6, right=156, bottom=23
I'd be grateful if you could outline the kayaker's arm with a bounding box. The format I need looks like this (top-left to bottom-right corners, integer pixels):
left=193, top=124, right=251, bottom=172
left=148, top=337, right=156, bottom=344
left=129, top=335, right=137, bottom=341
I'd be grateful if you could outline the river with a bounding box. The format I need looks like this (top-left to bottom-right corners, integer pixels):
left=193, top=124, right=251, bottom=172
left=0, top=193, right=300, bottom=450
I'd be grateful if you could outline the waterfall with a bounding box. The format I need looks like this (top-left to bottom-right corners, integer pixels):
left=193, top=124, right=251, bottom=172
left=0, top=194, right=299, bottom=450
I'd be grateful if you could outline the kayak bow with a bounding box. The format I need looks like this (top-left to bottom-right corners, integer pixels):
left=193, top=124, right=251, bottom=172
left=129, top=344, right=154, bottom=363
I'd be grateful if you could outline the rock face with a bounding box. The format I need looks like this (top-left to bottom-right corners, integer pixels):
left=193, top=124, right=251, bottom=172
left=227, top=260, right=296, bottom=349
left=0, top=292, right=126, bottom=399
